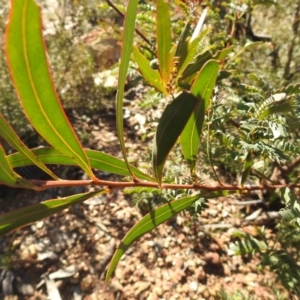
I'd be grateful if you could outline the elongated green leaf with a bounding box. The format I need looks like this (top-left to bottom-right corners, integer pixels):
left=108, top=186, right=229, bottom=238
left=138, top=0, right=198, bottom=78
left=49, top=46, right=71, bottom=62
left=214, top=45, right=234, bottom=60
left=179, top=46, right=233, bottom=86
left=152, top=92, right=198, bottom=185
left=0, top=113, right=59, bottom=180
left=156, top=0, right=172, bottom=85
left=0, top=143, right=37, bottom=189
left=5, top=0, right=94, bottom=179
left=176, top=27, right=211, bottom=79
left=180, top=47, right=215, bottom=82
left=116, top=0, right=139, bottom=179
left=87, top=150, right=155, bottom=182
left=106, top=194, right=201, bottom=282
left=0, top=190, right=104, bottom=236
left=8, top=148, right=156, bottom=182
left=132, top=46, right=167, bottom=95
left=180, top=60, right=219, bottom=174
left=175, top=22, right=191, bottom=60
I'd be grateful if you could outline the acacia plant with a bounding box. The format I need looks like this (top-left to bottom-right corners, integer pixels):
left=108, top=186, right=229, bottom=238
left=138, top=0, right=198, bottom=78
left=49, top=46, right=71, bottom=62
left=1, top=0, right=300, bottom=288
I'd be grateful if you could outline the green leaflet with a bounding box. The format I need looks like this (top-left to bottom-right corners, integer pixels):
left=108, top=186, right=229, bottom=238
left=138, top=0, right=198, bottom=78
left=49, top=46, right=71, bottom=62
left=256, top=93, right=292, bottom=120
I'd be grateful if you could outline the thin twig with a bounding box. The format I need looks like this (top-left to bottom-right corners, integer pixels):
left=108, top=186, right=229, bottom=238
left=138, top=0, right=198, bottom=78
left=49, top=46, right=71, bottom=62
left=283, top=1, right=300, bottom=79
left=106, top=0, right=151, bottom=46
left=5, top=178, right=300, bottom=193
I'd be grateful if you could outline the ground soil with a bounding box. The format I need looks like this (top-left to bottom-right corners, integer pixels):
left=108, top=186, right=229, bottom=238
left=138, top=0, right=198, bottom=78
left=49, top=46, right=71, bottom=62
left=0, top=105, right=289, bottom=300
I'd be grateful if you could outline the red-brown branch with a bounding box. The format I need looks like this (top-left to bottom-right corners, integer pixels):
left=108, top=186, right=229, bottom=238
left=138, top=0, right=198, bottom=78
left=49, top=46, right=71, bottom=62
left=13, top=179, right=300, bottom=192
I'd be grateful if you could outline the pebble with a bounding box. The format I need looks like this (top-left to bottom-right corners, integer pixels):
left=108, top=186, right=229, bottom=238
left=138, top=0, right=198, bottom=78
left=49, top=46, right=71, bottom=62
left=134, top=281, right=151, bottom=296
left=196, top=267, right=206, bottom=281
left=80, top=274, right=93, bottom=292
left=189, top=281, right=198, bottom=292
left=154, top=286, right=163, bottom=296
left=204, top=252, right=221, bottom=265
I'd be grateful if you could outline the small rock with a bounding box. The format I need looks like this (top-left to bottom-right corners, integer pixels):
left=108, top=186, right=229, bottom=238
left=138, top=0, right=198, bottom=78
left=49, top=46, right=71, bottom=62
left=36, top=221, right=44, bottom=229
left=209, top=243, right=220, bottom=251
left=198, top=285, right=207, bottom=294
left=196, top=267, right=206, bottom=281
left=134, top=281, right=151, bottom=296
left=157, top=257, right=164, bottom=267
left=204, top=252, right=221, bottom=265
left=202, top=289, right=210, bottom=298
left=208, top=209, right=218, bottom=217
left=80, top=274, right=94, bottom=292
left=146, top=292, right=158, bottom=300
left=181, top=283, right=189, bottom=293
left=189, top=281, right=198, bottom=292
left=174, top=257, right=184, bottom=268
left=154, top=286, right=163, bottom=297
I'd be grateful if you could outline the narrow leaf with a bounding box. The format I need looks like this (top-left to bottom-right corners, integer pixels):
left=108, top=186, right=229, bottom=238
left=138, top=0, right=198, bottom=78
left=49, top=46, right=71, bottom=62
left=0, top=113, right=59, bottom=180
left=175, top=22, right=191, bottom=59
left=0, top=143, right=37, bottom=189
left=180, top=47, right=215, bottom=82
left=180, top=60, right=219, bottom=173
left=214, top=45, right=234, bottom=60
left=156, top=0, right=172, bottom=84
left=106, top=194, right=201, bottom=282
left=0, top=190, right=104, bottom=236
left=8, top=148, right=156, bottom=182
left=116, top=0, right=139, bottom=179
left=132, top=46, right=167, bottom=95
left=87, top=150, right=156, bottom=182
left=152, top=92, right=198, bottom=185
left=5, top=0, right=94, bottom=179
left=179, top=45, right=233, bottom=85
left=176, top=27, right=212, bottom=80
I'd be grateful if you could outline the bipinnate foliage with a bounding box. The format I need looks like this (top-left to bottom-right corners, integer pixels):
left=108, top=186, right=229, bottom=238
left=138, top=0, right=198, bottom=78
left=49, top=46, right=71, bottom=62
left=1, top=0, right=300, bottom=293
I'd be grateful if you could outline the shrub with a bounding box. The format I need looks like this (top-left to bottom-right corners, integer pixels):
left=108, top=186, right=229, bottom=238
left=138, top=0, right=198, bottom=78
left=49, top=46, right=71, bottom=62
left=1, top=0, right=300, bottom=297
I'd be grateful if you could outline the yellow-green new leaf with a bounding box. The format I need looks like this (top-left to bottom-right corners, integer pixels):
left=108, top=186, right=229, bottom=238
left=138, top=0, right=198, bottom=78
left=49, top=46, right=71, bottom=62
left=181, top=60, right=219, bottom=174
left=5, top=0, right=94, bottom=179
left=105, top=194, right=202, bottom=282
left=132, top=46, right=168, bottom=95
left=156, top=0, right=172, bottom=85
left=152, top=92, right=198, bottom=185
left=0, top=190, right=105, bottom=236
left=0, top=143, right=37, bottom=189
left=0, top=113, right=59, bottom=180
